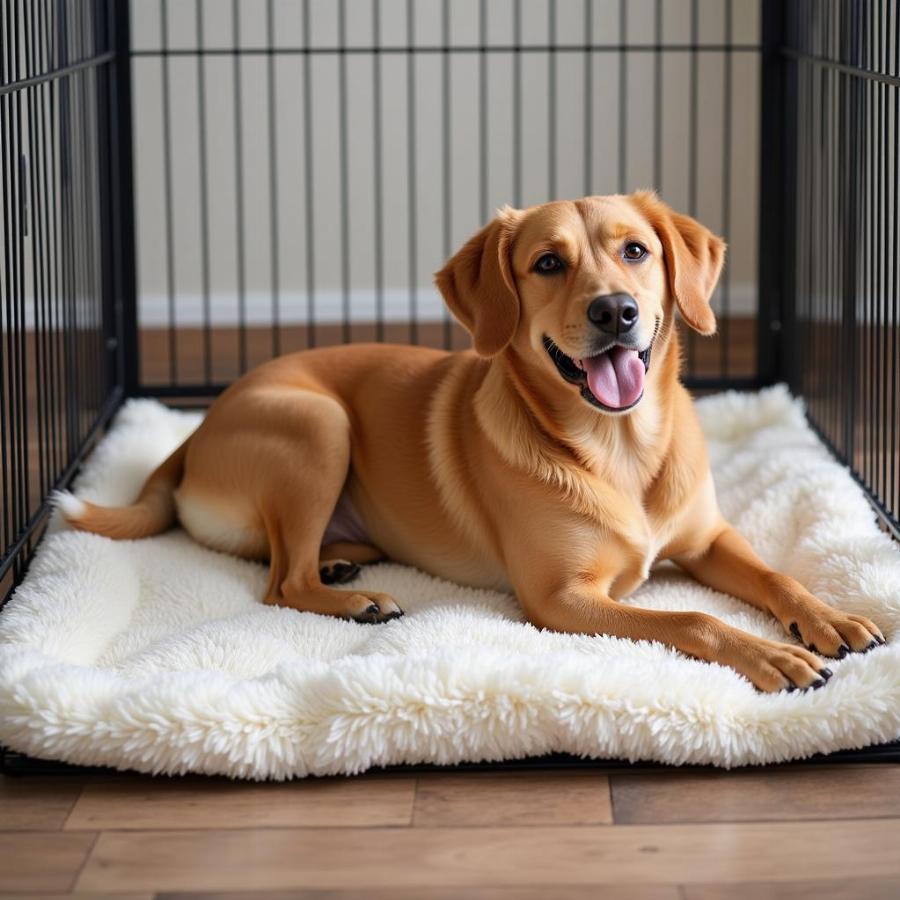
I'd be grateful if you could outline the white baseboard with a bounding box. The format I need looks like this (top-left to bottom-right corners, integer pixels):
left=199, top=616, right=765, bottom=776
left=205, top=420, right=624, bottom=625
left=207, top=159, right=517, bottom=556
left=136, top=283, right=758, bottom=328
left=6, top=285, right=758, bottom=331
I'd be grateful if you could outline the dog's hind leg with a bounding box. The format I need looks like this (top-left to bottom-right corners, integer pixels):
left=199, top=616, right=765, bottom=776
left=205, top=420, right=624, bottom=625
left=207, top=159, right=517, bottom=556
left=258, top=392, right=402, bottom=623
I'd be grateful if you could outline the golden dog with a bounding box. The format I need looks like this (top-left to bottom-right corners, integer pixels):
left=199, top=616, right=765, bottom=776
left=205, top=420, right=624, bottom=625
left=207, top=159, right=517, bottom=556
left=61, top=192, right=884, bottom=691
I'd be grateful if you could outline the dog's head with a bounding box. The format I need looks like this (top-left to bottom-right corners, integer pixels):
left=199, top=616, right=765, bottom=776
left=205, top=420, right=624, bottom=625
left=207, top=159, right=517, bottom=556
left=435, top=192, right=725, bottom=414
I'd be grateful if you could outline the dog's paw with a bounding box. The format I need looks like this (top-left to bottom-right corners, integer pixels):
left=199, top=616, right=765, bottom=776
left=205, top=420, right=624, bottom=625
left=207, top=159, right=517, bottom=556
left=345, top=591, right=404, bottom=624
left=320, top=559, right=362, bottom=585
left=785, top=607, right=885, bottom=658
left=734, top=638, right=832, bottom=693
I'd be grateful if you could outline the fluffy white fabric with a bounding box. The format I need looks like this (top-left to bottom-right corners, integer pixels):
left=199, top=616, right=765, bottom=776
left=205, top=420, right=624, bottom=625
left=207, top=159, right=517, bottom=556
left=1, top=386, right=899, bottom=778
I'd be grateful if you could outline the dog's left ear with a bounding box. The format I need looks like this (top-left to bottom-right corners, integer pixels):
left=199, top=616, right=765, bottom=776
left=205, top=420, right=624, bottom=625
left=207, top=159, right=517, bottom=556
left=435, top=207, right=521, bottom=356
left=631, top=191, right=725, bottom=336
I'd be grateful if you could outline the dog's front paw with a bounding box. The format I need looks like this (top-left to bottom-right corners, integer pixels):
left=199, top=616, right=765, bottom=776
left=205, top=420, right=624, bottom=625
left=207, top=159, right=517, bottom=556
left=732, top=638, right=832, bottom=693
left=785, top=606, right=885, bottom=658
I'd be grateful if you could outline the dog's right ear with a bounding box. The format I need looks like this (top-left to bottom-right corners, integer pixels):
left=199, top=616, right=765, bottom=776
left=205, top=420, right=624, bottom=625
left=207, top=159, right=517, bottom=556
left=435, top=208, right=521, bottom=357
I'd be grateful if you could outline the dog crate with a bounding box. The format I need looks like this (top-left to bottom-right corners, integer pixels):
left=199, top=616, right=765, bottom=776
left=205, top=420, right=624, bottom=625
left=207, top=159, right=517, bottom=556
left=1, top=0, right=898, bottom=765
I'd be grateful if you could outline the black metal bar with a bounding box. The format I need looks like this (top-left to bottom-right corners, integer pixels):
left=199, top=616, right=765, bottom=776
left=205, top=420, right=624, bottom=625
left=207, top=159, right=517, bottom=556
left=0, top=49, right=115, bottom=96
left=232, top=0, right=247, bottom=373
left=891, top=0, right=900, bottom=520
left=617, top=0, right=626, bottom=192
left=302, top=0, right=315, bottom=349
left=512, top=0, right=522, bottom=207
left=406, top=0, right=418, bottom=344
left=338, top=0, right=351, bottom=345
left=97, top=0, right=117, bottom=409
left=652, top=0, right=662, bottom=191
left=373, top=0, right=385, bottom=345
left=547, top=0, right=555, bottom=200
left=111, top=0, right=138, bottom=398
left=686, top=0, right=699, bottom=376
left=128, top=43, right=761, bottom=57
left=1, top=2, right=17, bottom=556
left=196, top=0, right=211, bottom=384
left=23, top=0, right=48, bottom=499
left=47, top=10, right=66, bottom=479
left=841, top=0, right=860, bottom=461
left=479, top=0, right=489, bottom=218
left=159, top=0, right=177, bottom=384
left=782, top=45, right=900, bottom=87
left=758, top=0, right=787, bottom=387
left=440, top=0, right=451, bottom=348
left=719, top=0, right=733, bottom=379
left=583, top=0, right=592, bottom=196
left=266, top=0, right=280, bottom=358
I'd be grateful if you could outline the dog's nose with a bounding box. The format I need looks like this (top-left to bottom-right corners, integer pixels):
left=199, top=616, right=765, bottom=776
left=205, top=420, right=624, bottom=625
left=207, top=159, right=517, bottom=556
left=587, top=293, right=639, bottom=335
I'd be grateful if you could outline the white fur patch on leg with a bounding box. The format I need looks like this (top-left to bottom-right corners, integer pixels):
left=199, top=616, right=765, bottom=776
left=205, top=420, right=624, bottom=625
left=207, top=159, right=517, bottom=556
left=51, top=490, right=87, bottom=521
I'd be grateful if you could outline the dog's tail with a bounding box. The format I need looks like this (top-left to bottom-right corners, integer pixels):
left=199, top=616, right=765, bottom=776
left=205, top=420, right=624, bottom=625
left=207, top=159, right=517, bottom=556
left=55, top=438, right=190, bottom=540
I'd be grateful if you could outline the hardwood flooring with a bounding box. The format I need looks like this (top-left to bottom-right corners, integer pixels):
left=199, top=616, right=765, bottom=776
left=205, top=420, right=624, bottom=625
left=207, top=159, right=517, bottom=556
left=2, top=765, right=899, bottom=897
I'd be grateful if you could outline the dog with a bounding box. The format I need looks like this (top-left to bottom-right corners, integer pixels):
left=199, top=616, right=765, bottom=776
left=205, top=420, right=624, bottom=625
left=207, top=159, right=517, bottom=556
left=59, top=192, right=884, bottom=692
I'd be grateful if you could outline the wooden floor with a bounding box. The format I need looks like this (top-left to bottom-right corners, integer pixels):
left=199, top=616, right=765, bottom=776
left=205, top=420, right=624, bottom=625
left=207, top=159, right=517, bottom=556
left=3, top=765, right=900, bottom=897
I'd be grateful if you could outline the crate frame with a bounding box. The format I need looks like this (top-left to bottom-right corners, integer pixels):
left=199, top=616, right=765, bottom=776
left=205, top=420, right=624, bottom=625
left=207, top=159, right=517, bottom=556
left=1, top=0, right=899, bottom=770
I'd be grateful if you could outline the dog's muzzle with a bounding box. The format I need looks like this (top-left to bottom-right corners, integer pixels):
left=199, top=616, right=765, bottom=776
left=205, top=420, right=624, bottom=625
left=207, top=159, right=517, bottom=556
left=543, top=334, right=653, bottom=413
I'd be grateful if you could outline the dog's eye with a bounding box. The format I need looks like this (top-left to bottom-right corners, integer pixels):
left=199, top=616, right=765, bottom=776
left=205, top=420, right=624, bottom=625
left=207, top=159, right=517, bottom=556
left=623, top=242, right=648, bottom=262
left=534, top=253, right=564, bottom=275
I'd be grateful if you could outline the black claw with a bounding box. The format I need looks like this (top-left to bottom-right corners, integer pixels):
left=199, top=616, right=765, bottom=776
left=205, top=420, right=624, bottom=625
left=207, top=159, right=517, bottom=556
left=865, top=640, right=878, bottom=652
left=812, top=678, right=826, bottom=690
left=384, top=610, right=404, bottom=621
left=785, top=683, right=796, bottom=693
left=875, top=635, right=886, bottom=645
left=807, top=643, right=818, bottom=654
left=789, top=622, right=801, bottom=640
left=820, top=667, right=833, bottom=680
left=837, top=644, right=849, bottom=659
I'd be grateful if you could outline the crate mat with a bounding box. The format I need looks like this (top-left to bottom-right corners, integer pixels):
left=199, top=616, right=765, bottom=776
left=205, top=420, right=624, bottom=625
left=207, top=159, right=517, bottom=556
left=1, top=385, right=899, bottom=779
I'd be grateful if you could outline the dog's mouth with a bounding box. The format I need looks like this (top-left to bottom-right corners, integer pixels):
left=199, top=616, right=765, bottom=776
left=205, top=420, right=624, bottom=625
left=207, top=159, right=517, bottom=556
left=543, top=335, right=653, bottom=413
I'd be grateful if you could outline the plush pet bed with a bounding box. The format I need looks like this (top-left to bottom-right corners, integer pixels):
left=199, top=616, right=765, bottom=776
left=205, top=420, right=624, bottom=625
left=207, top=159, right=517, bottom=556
left=1, top=386, right=899, bottom=779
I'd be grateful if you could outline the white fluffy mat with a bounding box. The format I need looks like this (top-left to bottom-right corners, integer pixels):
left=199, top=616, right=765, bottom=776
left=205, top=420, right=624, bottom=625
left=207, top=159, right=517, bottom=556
left=1, top=387, right=899, bottom=778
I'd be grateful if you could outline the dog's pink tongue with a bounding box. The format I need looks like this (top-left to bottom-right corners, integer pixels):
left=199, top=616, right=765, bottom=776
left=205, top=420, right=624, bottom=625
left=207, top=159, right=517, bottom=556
left=581, top=347, right=645, bottom=409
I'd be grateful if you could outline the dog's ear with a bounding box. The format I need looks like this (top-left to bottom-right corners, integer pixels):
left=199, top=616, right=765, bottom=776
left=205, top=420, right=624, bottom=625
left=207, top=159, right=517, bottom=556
left=631, top=191, right=725, bottom=336
left=435, top=208, right=521, bottom=356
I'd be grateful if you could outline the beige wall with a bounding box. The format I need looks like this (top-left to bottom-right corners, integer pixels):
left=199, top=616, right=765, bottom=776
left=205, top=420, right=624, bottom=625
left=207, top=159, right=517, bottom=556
left=131, top=0, right=760, bottom=326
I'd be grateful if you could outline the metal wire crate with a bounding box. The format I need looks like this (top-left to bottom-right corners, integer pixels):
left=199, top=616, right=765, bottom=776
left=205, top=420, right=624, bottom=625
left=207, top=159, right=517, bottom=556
left=1, top=0, right=898, bottom=766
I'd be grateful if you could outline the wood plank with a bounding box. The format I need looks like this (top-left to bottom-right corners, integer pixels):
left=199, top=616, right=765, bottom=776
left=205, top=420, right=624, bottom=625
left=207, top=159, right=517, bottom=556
left=0, top=831, right=96, bottom=893
left=0, top=775, right=86, bottom=830
left=413, top=771, right=612, bottom=826
left=684, top=879, right=900, bottom=900
left=611, top=766, right=900, bottom=824
left=65, top=775, right=416, bottom=831
left=76, top=819, right=900, bottom=893
left=158, top=887, right=679, bottom=900
left=0, top=894, right=152, bottom=900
